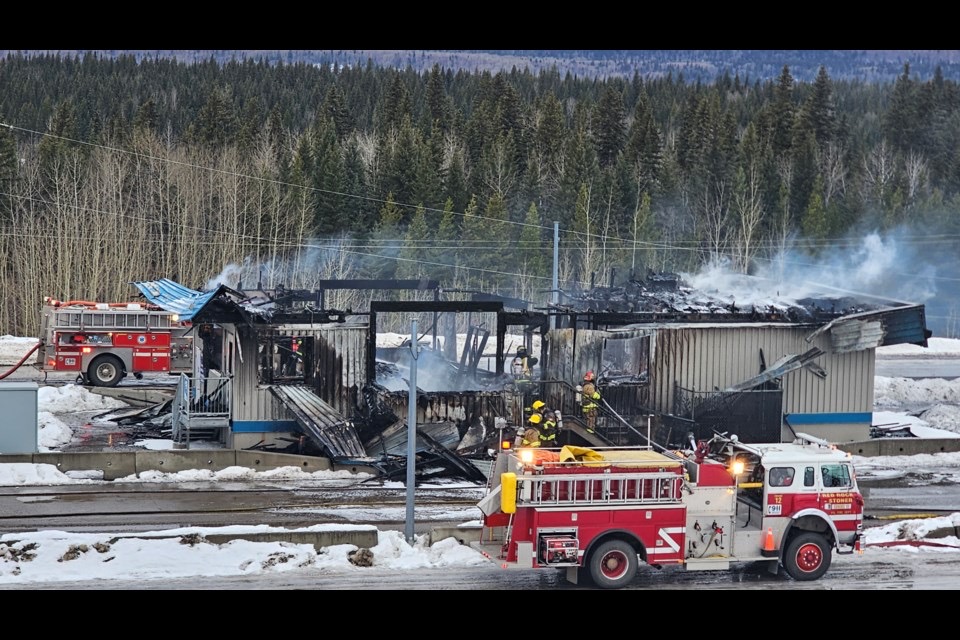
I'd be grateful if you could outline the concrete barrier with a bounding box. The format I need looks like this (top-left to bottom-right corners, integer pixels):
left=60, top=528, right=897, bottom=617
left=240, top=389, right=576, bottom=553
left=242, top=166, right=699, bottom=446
left=0, top=450, right=335, bottom=481
left=429, top=523, right=482, bottom=546
left=203, top=528, right=379, bottom=551
left=837, top=438, right=960, bottom=457
left=33, top=452, right=138, bottom=480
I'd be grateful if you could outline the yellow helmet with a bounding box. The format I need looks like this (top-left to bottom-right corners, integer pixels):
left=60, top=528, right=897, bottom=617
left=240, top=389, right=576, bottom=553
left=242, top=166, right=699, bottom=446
left=532, top=400, right=545, bottom=411
left=528, top=413, right=542, bottom=425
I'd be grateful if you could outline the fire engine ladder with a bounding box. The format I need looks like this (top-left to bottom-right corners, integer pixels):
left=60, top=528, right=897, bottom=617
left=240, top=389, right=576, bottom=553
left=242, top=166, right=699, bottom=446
left=515, top=470, right=684, bottom=508
left=51, top=307, right=175, bottom=330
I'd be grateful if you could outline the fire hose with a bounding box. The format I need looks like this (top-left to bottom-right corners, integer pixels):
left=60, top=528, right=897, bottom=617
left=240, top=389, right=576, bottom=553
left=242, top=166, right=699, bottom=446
left=0, top=341, right=41, bottom=380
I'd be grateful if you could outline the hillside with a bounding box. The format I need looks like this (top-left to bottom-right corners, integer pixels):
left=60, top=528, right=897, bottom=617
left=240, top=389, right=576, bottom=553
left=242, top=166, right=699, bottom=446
left=3, top=49, right=960, bottom=82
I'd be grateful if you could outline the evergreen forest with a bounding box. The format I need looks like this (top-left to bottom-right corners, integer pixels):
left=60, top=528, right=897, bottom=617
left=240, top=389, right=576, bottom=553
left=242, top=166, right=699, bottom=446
left=1, top=51, right=959, bottom=337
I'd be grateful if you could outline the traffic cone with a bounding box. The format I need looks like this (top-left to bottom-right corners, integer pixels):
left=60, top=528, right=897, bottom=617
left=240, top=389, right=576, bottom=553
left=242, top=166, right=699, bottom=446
left=761, top=527, right=777, bottom=557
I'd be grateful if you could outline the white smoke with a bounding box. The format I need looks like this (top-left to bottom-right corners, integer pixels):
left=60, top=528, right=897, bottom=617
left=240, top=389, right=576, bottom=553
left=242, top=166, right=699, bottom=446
left=685, top=229, right=941, bottom=321
left=205, top=259, right=252, bottom=291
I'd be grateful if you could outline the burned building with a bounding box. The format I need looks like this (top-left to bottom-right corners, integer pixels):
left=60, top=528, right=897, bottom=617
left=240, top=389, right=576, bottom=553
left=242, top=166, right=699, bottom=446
left=131, top=270, right=929, bottom=474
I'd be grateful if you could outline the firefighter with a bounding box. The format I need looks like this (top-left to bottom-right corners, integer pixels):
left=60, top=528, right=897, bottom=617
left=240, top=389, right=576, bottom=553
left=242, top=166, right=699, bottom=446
left=538, top=402, right=559, bottom=446
left=521, top=412, right=544, bottom=447
left=579, top=370, right=601, bottom=433
left=512, top=345, right=539, bottom=421
left=512, top=346, right=538, bottom=388
left=527, top=398, right=547, bottom=419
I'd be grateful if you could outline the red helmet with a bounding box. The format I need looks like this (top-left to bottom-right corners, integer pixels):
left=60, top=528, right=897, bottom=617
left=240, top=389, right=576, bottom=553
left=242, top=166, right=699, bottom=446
left=584, top=370, right=594, bottom=381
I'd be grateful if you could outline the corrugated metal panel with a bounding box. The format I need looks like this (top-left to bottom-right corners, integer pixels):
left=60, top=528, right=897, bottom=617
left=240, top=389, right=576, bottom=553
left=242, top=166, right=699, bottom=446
left=829, top=318, right=885, bottom=352
left=270, top=385, right=366, bottom=458
left=133, top=279, right=222, bottom=321
left=807, top=304, right=929, bottom=351
left=878, top=305, right=929, bottom=347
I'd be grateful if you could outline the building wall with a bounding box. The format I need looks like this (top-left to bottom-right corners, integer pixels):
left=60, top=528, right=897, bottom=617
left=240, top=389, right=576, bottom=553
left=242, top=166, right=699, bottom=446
left=225, top=322, right=370, bottom=447
left=648, top=323, right=875, bottom=441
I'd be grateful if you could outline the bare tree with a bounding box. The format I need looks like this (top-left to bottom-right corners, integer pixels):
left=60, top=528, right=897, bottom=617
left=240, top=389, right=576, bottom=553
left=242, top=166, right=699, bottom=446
left=861, top=139, right=895, bottom=210
left=698, top=176, right=730, bottom=261
left=819, top=141, right=846, bottom=209
left=731, top=163, right=765, bottom=273
left=903, top=149, right=929, bottom=204
left=480, top=135, right=518, bottom=202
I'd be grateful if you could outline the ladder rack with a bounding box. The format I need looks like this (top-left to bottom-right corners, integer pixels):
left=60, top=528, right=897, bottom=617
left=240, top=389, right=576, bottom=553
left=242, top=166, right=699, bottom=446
left=48, top=307, right=179, bottom=331
left=514, top=470, right=683, bottom=507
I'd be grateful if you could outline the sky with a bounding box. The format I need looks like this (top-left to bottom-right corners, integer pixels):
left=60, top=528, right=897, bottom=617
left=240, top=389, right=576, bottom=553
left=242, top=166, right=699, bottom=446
left=1, top=335, right=960, bottom=585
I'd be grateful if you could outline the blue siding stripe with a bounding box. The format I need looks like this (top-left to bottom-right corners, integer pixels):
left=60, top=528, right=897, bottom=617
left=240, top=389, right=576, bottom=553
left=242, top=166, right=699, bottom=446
left=232, top=420, right=299, bottom=433
left=785, top=412, right=872, bottom=425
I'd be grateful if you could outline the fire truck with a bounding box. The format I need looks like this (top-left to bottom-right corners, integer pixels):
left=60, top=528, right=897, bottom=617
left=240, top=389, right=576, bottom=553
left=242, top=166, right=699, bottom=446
left=35, top=298, right=194, bottom=387
left=471, top=432, right=864, bottom=589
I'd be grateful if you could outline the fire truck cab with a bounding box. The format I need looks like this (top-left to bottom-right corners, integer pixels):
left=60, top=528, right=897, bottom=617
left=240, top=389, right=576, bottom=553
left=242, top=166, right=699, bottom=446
left=35, top=298, right=194, bottom=387
left=471, top=432, right=864, bottom=589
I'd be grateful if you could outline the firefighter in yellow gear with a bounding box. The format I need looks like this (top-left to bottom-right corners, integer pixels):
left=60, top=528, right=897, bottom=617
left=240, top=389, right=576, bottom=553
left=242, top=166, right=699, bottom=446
left=531, top=399, right=559, bottom=446
left=521, top=412, right=544, bottom=447
left=579, top=370, right=600, bottom=433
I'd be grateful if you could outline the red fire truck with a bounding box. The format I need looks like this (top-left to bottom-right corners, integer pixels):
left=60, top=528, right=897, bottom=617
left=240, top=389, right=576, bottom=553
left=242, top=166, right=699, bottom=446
left=35, top=298, right=194, bottom=387
left=471, top=432, right=864, bottom=588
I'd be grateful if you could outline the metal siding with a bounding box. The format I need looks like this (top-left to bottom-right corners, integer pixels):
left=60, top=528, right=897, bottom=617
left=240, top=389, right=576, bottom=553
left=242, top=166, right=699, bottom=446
left=650, top=325, right=873, bottom=419
left=229, top=323, right=369, bottom=424
left=230, top=324, right=274, bottom=423
left=274, top=324, right=368, bottom=417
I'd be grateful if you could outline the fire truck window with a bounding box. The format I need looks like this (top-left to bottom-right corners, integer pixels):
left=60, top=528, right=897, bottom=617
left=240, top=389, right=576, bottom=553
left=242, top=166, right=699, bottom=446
left=769, top=467, right=794, bottom=487
left=804, top=467, right=815, bottom=487
left=821, top=464, right=850, bottom=488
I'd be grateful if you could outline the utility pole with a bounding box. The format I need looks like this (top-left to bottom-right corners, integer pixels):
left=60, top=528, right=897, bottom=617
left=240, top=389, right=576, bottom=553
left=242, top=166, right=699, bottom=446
left=405, top=319, right=419, bottom=544
left=552, top=221, right=559, bottom=330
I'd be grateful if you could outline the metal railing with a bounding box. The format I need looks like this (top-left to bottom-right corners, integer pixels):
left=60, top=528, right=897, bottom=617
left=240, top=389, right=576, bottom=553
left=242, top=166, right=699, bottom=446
left=171, top=373, right=232, bottom=447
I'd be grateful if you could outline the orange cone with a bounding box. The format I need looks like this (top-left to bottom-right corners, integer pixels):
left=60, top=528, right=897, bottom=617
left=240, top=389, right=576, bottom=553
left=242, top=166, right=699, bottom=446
left=761, top=527, right=777, bottom=557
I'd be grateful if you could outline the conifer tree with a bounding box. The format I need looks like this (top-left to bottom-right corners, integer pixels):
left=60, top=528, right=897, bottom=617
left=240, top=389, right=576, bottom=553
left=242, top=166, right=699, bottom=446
left=517, top=201, right=548, bottom=279
left=801, top=174, right=828, bottom=243
left=624, top=91, right=663, bottom=197
left=397, top=203, right=430, bottom=279
left=309, top=115, right=347, bottom=235
left=425, top=63, right=452, bottom=135
left=536, top=92, right=565, bottom=167
left=189, top=87, right=239, bottom=148
left=364, top=192, right=403, bottom=279
left=342, top=136, right=373, bottom=234
left=803, top=66, right=837, bottom=148
left=430, top=198, right=458, bottom=283
left=0, top=125, right=17, bottom=223
left=376, top=73, right=413, bottom=134
left=321, top=84, right=354, bottom=140
left=771, top=65, right=796, bottom=158
left=594, top=86, right=627, bottom=168
left=885, top=63, right=919, bottom=154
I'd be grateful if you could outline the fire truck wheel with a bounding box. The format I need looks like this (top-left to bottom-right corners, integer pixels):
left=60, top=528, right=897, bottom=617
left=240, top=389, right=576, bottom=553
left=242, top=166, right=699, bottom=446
left=88, top=355, right=124, bottom=387
left=782, top=532, right=831, bottom=581
left=587, top=539, right=638, bottom=589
